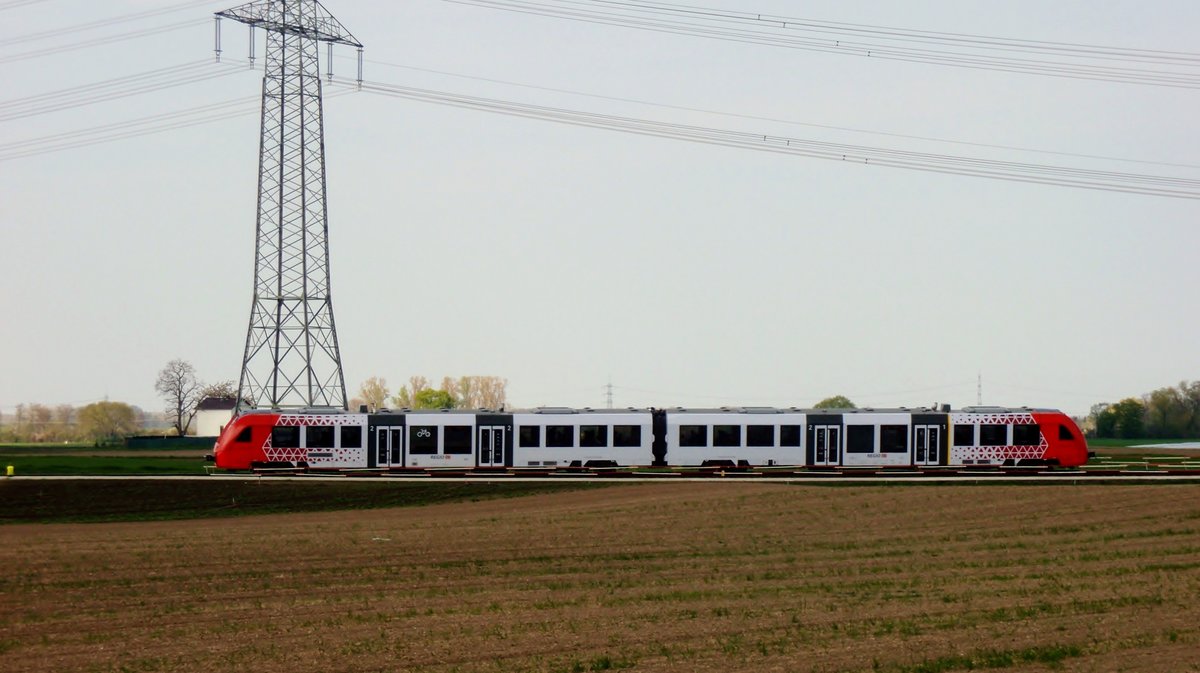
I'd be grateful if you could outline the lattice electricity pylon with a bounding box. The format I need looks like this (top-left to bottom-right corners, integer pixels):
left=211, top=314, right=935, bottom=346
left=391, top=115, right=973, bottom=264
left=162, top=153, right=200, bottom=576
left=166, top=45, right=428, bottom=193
left=216, top=1, right=362, bottom=411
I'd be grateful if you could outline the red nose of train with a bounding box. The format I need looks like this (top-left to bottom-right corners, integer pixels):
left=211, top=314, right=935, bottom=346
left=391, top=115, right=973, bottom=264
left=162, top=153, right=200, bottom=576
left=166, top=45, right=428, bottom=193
left=1039, top=412, right=1089, bottom=467
left=211, top=414, right=266, bottom=470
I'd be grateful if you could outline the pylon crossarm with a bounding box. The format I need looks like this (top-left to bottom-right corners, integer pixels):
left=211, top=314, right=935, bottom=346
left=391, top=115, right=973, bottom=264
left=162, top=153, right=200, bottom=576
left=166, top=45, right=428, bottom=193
left=217, top=1, right=362, bottom=48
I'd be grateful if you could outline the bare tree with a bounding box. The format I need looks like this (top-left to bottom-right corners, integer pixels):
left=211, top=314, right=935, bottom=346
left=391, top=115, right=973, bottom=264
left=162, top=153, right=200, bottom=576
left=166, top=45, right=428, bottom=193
left=26, top=404, right=53, bottom=442
left=358, top=376, right=390, bottom=412
left=199, top=380, right=238, bottom=401
left=457, top=376, right=476, bottom=408
left=475, top=376, right=507, bottom=409
left=53, top=404, right=76, bottom=441
left=155, top=359, right=202, bottom=436
left=409, top=376, right=429, bottom=397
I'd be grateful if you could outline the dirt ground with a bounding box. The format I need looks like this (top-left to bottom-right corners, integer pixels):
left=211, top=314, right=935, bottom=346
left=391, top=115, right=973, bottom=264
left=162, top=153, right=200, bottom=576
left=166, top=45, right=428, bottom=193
left=1, top=483, right=1198, bottom=673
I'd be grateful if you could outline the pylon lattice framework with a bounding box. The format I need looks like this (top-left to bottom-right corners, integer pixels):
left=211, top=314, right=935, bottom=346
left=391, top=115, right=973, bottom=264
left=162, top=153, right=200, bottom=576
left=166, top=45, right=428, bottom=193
left=216, top=1, right=362, bottom=411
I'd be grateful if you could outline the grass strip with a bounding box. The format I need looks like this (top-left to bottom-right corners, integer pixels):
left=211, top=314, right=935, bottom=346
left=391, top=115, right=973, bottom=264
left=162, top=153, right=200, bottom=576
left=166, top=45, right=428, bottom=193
left=0, top=455, right=208, bottom=475
left=890, top=644, right=1084, bottom=672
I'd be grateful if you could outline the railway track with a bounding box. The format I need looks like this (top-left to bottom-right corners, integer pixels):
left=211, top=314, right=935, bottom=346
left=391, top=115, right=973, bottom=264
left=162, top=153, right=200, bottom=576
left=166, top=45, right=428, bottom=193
left=10, top=469, right=1200, bottom=483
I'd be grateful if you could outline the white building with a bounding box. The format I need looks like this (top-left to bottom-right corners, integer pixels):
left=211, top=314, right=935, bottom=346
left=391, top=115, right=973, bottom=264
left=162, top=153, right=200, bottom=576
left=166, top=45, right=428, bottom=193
left=194, top=397, right=239, bottom=437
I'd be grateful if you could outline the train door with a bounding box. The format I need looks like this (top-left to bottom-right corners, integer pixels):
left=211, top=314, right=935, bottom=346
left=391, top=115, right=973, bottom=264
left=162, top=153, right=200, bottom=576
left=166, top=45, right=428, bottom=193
left=478, top=426, right=505, bottom=468
left=914, top=425, right=940, bottom=466
left=812, top=425, right=840, bottom=466
left=376, top=426, right=403, bottom=469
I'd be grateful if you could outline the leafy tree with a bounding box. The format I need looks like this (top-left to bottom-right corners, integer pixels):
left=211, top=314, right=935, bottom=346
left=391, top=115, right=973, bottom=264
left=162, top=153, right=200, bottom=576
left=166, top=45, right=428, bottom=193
left=77, top=401, right=138, bottom=445
left=387, top=375, right=507, bottom=410
left=155, top=359, right=202, bottom=436
left=1093, top=403, right=1116, bottom=438
left=1110, top=398, right=1146, bottom=439
left=1183, top=381, right=1200, bottom=436
left=814, top=395, right=856, bottom=409
left=413, top=388, right=455, bottom=410
left=358, top=376, right=390, bottom=412
left=390, top=388, right=412, bottom=409
left=391, top=376, right=429, bottom=409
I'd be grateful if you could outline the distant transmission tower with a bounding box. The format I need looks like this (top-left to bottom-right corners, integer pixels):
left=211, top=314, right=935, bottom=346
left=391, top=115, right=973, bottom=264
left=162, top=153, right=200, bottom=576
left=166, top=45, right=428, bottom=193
left=215, top=1, right=362, bottom=411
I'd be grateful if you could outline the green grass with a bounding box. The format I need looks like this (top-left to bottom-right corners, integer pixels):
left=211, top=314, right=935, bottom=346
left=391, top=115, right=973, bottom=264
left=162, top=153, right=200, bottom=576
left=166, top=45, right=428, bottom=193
left=1087, top=438, right=1198, bottom=448
left=0, top=442, right=95, bottom=450
left=0, top=479, right=603, bottom=524
left=1, top=455, right=208, bottom=476
left=893, top=644, right=1085, bottom=672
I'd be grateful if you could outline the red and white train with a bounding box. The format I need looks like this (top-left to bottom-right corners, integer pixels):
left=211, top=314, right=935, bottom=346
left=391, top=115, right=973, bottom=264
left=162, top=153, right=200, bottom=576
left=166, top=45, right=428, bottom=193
left=210, top=405, right=1089, bottom=471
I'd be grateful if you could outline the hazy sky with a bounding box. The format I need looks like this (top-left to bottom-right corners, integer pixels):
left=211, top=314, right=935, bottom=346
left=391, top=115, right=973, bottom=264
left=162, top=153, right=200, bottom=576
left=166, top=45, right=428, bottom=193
left=2, top=0, right=1198, bottom=418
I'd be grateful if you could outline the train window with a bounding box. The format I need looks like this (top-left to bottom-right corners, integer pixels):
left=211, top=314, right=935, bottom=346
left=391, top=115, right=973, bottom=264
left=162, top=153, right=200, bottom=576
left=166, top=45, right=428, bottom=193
left=341, top=425, right=362, bottom=449
left=546, top=425, right=574, bottom=448
left=307, top=426, right=335, bottom=449
left=953, top=424, right=975, bottom=446
left=714, top=425, right=741, bottom=447
left=613, top=425, right=641, bottom=447
left=679, top=425, right=707, bottom=447
left=979, top=424, right=1008, bottom=446
left=847, top=425, right=875, bottom=453
left=1059, top=425, right=1075, bottom=441
left=235, top=427, right=253, bottom=443
left=1012, top=425, right=1041, bottom=446
left=519, top=426, right=540, bottom=448
left=580, top=425, right=608, bottom=448
left=747, top=425, right=775, bottom=447
left=880, top=425, right=908, bottom=453
left=409, top=426, right=438, bottom=454
left=271, top=426, right=299, bottom=447
left=444, top=426, right=472, bottom=454
left=780, top=425, right=801, bottom=447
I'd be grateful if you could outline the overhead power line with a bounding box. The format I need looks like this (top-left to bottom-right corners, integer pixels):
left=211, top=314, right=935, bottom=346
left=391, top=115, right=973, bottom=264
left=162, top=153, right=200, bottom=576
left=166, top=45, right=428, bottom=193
left=5, top=0, right=213, bottom=46
left=0, top=0, right=53, bottom=11
left=0, top=88, right=357, bottom=162
left=570, top=0, right=1200, bottom=63
left=326, top=76, right=1200, bottom=199
left=446, top=0, right=1200, bottom=88
left=0, top=60, right=243, bottom=121
left=0, top=18, right=207, bottom=65
left=352, top=55, right=1200, bottom=171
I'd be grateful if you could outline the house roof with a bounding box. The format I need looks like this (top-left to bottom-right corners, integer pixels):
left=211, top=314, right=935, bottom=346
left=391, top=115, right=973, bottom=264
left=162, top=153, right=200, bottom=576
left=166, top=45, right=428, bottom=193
left=196, top=396, right=240, bottom=411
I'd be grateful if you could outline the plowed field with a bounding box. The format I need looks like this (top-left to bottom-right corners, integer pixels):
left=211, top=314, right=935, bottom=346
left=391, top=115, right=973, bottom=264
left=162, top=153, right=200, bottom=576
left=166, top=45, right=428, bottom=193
left=2, top=484, right=1198, bottom=672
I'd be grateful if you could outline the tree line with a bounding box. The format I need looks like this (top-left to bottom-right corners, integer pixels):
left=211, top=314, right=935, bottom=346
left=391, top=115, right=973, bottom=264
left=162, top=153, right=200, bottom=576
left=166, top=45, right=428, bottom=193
left=0, top=359, right=237, bottom=444
left=0, top=401, right=145, bottom=445
left=1089, top=381, right=1200, bottom=439
left=354, top=375, right=508, bottom=412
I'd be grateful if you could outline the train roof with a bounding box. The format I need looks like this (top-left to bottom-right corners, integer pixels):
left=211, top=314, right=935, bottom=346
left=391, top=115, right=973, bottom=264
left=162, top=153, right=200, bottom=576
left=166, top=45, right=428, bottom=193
left=237, top=405, right=1063, bottom=416
left=663, top=406, right=1061, bottom=414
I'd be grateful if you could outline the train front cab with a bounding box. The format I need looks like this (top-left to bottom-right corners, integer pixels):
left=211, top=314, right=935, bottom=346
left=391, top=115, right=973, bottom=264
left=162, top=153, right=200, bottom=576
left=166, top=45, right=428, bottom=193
left=1034, top=411, right=1089, bottom=467
left=211, top=411, right=278, bottom=470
